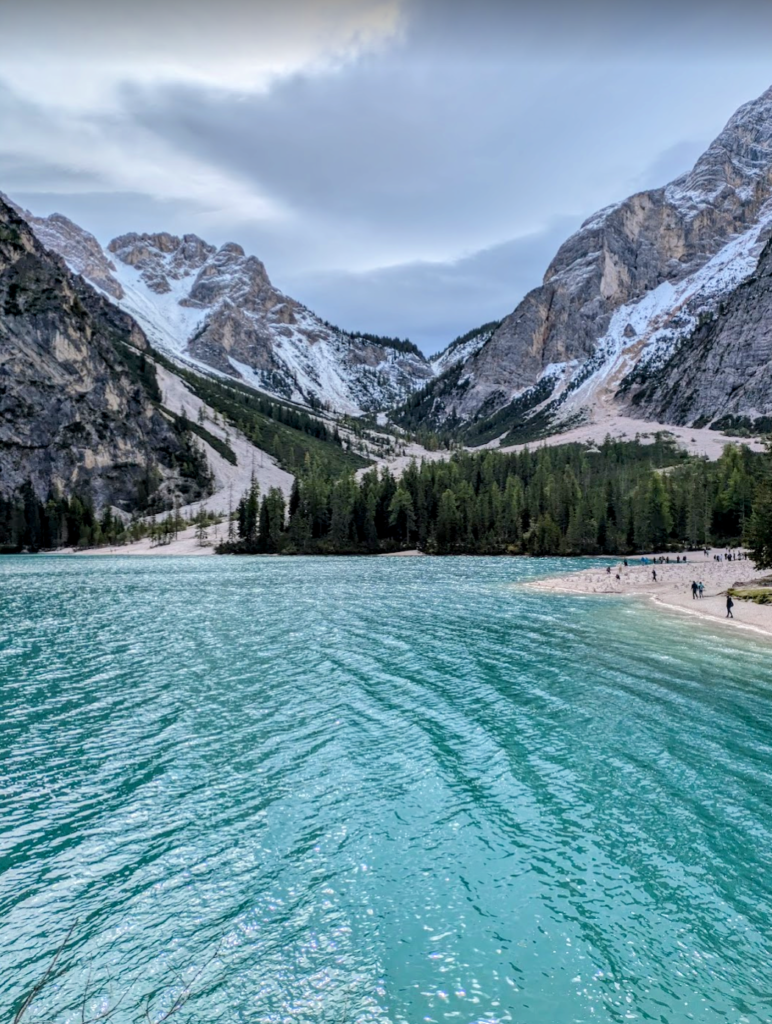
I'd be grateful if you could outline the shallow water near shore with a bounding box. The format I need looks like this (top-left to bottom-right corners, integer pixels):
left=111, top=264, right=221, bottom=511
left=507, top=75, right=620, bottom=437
left=2, top=555, right=772, bottom=1024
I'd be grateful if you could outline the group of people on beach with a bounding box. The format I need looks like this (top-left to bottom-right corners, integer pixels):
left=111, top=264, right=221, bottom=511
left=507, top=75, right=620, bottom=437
left=692, top=579, right=734, bottom=617
left=605, top=548, right=742, bottom=621
left=637, top=555, right=688, bottom=565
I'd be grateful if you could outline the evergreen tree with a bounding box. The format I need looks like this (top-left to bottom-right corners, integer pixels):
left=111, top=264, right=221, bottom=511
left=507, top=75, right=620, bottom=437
left=329, top=475, right=357, bottom=548
left=745, top=482, right=772, bottom=568
left=435, top=489, right=459, bottom=553
left=646, top=473, right=673, bottom=551
left=257, top=488, right=286, bottom=553
left=216, top=437, right=768, bottom=558
left=744, top=441, right=772, bottom=568
left=388, top=487, right=416, bottom=546
left=237, top=476, right=260, bottom=548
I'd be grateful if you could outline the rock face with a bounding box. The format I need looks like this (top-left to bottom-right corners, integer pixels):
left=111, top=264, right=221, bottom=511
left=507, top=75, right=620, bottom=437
left=623, top=238, right=772, bottom=426
left=416, top=84, right=772, bottom=434
left=18, top=219, right=435, bottom=415
left=1, top=194, right=126, bottom=301
left=0, top=196, right=212, bottom=509
left=108, top=231, right=217, bottom=295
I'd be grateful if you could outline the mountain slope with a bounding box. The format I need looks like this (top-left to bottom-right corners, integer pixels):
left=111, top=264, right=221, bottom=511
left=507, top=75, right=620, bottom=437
left=7, top=203, right=435, bottom=416
left=0, top=195, right=214, bottom=511
left=410, top=84, right=772, bottom=439
left=620, top=235, right=772, bottom=428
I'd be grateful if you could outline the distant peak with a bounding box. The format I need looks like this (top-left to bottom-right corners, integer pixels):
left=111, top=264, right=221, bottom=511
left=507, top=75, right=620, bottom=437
left=217, top=242, right=245, bottom=258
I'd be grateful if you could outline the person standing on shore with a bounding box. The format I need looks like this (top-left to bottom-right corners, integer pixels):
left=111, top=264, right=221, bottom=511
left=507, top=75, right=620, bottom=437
left=726, top=595, right=734, bottom=619
left=692, top=581, right=698, bottom=600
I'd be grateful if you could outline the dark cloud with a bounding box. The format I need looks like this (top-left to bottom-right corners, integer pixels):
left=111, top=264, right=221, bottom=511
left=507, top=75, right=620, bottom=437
left=8, top=0, right=772, bottom=55
left=402, top=0, right=772, bottom=55
left=121, top=62, right=566, bottom=256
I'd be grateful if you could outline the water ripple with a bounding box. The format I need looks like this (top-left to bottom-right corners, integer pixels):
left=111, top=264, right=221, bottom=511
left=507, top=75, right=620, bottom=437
left=1, top=555, right=772, bottom=1023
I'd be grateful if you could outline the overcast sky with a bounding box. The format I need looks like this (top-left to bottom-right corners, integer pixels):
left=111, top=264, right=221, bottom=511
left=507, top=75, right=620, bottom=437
left=2, top=1, right=772, bottom=353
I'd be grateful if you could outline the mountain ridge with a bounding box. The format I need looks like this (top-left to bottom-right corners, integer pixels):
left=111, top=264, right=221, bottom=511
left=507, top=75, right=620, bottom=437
left=0, top=194, right=215, bottom=511
left=7, top=83, right=772, bottom=450
left=3, top=206, right=446, bottom=416
left=408, top=84, right=772, bottom=440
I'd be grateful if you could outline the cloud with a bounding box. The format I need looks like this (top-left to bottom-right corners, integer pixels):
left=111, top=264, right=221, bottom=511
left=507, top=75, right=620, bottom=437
left=282, top=218, right=583, bottom=354
left=120, top=58, right=772, bottom=270
left=408, top=0, right=772, bottom=53
left=0, top=81, right=282, bottom=222
left=2, top=0, right=772, bottom=352
left=0, top=0, right=403, bottom=106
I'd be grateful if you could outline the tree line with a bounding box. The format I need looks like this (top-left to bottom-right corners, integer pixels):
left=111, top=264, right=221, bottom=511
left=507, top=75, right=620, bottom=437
left=157, top=353, right=366, bottom=477
left=218, top=436, right=771, bottom=557
left=0, top=432, right=213, bottom=552
left=4, top=434, right=770, bottom=559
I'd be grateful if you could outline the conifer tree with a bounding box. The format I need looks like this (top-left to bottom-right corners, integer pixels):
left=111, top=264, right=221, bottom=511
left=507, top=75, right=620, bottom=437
left=745, top=483, right=772, bottom=568
left=258, top=487, right=286, bottom=553
left=388, top=487, right=416, bottom=546
left=745, top=440, right=772, bottom=568
left=436, top=489, right=459, bottom=553
left=238, top=476, right=260, bottom=548
left=646, top=473, right=673, bottom=551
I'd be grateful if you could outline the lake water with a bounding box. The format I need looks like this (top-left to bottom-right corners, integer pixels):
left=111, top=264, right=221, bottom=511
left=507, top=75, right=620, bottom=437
left=2, top=555, right=772, bottom=1024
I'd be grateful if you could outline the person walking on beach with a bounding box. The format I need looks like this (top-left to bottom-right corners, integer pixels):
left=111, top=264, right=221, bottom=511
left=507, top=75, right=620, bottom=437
left=691, top=581, right=698, bottom=600
left=652, top=569, right=658, bottom=582
left=726, top=595, right=734, bottom=619
left=698, top=581, right=704, bottom=599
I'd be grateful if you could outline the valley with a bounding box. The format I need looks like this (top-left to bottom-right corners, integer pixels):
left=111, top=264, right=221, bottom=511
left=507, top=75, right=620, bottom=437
left=4, top=85, right=772, bottom=563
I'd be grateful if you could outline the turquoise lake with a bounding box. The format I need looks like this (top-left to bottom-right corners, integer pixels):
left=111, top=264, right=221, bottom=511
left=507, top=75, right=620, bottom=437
left=1, top=555, right=772, bottom=1024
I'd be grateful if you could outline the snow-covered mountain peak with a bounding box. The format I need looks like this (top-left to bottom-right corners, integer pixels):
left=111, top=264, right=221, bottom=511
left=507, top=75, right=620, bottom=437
left=665, top=85, right=772, bottom=217
left=542, top=86, right=772, bottom=306
left=14, top=207, right=434, bottom=415
left=409, top=83, right=772, bottom=437
left=183, top=244, right=272, bottom=311
left=107, top=232, right=216, bottom=295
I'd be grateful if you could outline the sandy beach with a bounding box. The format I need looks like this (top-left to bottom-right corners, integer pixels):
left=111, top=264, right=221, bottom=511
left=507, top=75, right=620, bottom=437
left=53, top=525, right=220, bottom=557
left=528, top=548, right=772, bottom=638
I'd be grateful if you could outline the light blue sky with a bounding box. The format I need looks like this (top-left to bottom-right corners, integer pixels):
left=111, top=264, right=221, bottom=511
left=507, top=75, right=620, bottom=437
left=2, top=0, right=772, bottom=353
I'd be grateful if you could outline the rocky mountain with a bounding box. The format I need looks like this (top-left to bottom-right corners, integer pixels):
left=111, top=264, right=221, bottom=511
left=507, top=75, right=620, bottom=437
left=410, top=84, right=772, bottom=440
left=620, top=233, right=772, bottom=428
left=6, top=203, right=437, bottom=416
left=12, top=84, right=772, bottom=447
left=0, top=194, right=213, bottom=510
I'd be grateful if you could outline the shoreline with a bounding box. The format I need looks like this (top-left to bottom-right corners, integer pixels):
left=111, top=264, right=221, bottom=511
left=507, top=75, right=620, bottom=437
left=527, top=548, right=772, bottom=639
left=28, top=541, right=772, bottom=640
